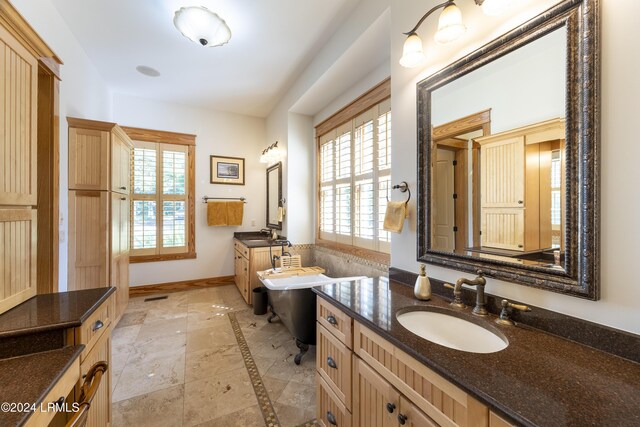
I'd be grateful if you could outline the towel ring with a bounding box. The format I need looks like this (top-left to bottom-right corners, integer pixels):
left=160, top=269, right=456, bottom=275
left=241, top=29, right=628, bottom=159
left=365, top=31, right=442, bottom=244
left=387, top=181, right=411, bottom=204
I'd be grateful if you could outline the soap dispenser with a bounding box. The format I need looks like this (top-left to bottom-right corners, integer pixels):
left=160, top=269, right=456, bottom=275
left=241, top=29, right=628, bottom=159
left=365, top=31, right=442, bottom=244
left=414, top=264, right=431, bottom=301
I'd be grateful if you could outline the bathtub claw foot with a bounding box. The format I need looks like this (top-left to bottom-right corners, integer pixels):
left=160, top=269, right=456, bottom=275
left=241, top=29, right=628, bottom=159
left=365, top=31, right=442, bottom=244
left=267, top=308, right=279, bottom=324
left=294, top=339, right=309, bottom=365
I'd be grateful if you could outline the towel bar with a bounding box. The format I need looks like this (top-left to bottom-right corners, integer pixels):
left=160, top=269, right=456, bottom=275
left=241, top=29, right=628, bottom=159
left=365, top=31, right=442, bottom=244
left=203, top=196, right=246, bottom=204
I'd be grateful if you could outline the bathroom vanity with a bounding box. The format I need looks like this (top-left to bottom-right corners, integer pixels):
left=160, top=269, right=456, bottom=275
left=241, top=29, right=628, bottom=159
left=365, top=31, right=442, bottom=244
left=314, top=278, right=640, bottom=427
left=233, top=232, right=285, bottom=304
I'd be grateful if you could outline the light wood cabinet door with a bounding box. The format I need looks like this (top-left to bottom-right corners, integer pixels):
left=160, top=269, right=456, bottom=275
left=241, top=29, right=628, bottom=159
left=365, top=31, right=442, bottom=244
left=68, top=191, right=109, bottom=290
left=318, top=323, right=352, bottom=409
left=69, top=127, right=110, bottom=191
left=111, top=130, right=131, bottom=195
left=480, top=208, right=525, bottom=251
left=111, top=254, right=129, bottom=324
left=111, top=193, right=130, bottom=258
left=398, top=396, right=439, bottom=427
left=79, top=326, right=111, bottom=427
left=0, top=209, right=37, bottom=314
left=318, top=373, right=352, bottom=427
left=0, top=26, right=38, bottom=207
left=353, top=356, right=399, bottom=427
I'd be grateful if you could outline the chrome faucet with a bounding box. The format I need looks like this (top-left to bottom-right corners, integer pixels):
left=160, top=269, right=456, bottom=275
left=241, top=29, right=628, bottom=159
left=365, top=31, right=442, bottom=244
left=444, top=270, right=487, bottom=316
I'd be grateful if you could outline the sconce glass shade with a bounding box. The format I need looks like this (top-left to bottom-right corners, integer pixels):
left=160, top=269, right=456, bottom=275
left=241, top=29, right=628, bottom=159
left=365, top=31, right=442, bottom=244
left=480, top=0, right=515, bottom=16
left=174, top=6, right=231, bottom=47
left=434, top=3, right=466, bottom=44
left=399, top=33, right=427, bottom=68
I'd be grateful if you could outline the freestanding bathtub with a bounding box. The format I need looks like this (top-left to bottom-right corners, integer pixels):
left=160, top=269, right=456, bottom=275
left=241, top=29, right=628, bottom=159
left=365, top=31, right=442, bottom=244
left=259, top=274, right=367, bottom=364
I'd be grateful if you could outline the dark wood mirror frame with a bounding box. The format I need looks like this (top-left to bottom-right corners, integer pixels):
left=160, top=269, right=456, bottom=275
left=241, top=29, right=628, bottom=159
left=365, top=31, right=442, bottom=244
left=266, top=162, right=283, bottom=230
left=417, top=0, right=600, bottom=299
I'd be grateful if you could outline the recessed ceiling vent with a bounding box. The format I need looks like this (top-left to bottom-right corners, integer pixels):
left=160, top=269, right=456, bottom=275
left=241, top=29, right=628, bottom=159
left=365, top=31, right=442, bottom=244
left=136, top=65, right=161, bottom=77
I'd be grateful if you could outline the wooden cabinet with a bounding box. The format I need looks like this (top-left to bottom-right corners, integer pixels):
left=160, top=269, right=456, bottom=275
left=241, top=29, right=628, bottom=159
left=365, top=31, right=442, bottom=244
left=233, top=239, right=282, bottom=305
left=68, top=118, right=132, bottom=324
left=0, top=2, right=61, bottom=313
left=66, top=293, right=114, bottom=427
left=477, top=119, right=565, bottom=252
left=317, top=298, right=501, bottom=427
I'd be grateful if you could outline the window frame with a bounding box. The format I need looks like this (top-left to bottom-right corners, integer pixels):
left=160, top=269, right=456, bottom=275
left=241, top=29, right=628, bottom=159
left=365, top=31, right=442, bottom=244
left=315, top=79, right=391, bottom=264
left=122, top=126, right=196, bottom=263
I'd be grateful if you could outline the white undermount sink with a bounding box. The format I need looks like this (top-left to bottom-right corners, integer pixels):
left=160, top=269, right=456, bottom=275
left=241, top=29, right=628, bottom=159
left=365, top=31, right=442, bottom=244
left=396, top=309, right=508, bottom=353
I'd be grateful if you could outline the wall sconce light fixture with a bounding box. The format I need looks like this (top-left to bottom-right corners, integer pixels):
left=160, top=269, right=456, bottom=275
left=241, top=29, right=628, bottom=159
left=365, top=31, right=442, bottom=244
left=260, top=141, right=283, bottom=165
left=400, top=0, right=516, bottom=68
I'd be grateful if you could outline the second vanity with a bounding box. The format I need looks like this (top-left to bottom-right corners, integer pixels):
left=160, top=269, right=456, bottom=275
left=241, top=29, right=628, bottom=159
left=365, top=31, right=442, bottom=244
left=313, top=278, right=640, bottom=427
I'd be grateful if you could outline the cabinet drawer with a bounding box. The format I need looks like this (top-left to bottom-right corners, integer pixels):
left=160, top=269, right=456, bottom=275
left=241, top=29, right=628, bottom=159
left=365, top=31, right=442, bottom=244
left=490, top=411, right=516, bottom=427
left=234, top=240, right=249, bottom=258
left=24, top=357, right=80, bottom=427
left=318, top=298, right=352, bottom=349
left=79, top=328, right=111, bottom=427
left=354, top=321, right=488, bottom=427
left=317, top=374, right=351, bottom=427
left=77, top=296, right=113, bottom=361
left=317, top=324, right=352, bottom=409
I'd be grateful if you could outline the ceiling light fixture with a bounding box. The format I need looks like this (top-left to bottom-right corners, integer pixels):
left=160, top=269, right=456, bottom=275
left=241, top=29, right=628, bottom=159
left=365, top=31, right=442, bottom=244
left=173, top=6, right=231, bottom=47
left=399, top=0, right=516, bottom=68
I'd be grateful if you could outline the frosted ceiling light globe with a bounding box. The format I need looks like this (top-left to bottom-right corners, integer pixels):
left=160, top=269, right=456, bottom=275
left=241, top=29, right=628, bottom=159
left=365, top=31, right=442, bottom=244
left=481, top=0, right=515, bottom=16
left=173, top=6, right=231, bottom=47
left=434, top=3, right=466, bottom=44
left=399, top=33, right=427, bottom=68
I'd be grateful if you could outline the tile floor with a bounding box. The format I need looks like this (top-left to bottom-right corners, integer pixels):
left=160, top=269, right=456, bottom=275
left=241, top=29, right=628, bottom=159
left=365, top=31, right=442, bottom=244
left=111, top=285, right=318, bottom=427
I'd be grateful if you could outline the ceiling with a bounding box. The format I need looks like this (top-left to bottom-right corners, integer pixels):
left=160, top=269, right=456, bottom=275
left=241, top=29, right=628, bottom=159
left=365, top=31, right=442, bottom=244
left=52, top=0, right=362, bottom=117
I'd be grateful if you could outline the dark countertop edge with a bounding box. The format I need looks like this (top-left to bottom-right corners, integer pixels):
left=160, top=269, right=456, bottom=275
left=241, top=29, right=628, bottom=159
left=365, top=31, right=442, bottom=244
left=78, top=286, right=116, bottom=323
left=0, top=287, right=116, bottom=340
left=233, top=233, right=289, bottom=248
left=389, top=267, right=640, bottom=364
left=10, top=345, right=84, bottom=427
left=312, top=288, right=529, bottom=426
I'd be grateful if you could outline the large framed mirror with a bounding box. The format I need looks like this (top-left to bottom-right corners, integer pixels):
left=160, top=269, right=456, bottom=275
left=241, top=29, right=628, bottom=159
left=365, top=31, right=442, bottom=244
left=417, top=0, right=600, bottom=299
left=266, top=162, right=283, bottom=230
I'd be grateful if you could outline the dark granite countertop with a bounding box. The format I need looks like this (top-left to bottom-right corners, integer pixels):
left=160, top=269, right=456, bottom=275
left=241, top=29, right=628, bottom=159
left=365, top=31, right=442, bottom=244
left=0, top=287, right=115, bottom=339
left=234, top=232, right=288, bottom=248
left=313, top=277, right=640, bottom=427
left=0, top=345, right=84, bottom=426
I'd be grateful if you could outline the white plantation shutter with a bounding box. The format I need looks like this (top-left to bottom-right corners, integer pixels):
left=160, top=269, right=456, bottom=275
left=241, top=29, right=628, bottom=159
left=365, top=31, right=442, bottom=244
left=132, top=141, right=189, bottom=256
left=318, top=98, right=391, bottom=253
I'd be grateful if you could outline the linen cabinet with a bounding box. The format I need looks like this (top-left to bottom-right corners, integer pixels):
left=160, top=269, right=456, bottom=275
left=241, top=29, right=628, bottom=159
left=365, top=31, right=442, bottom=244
left=0, top=0, right=62, bottom=314
left=68, top=118, right=132, bottom=324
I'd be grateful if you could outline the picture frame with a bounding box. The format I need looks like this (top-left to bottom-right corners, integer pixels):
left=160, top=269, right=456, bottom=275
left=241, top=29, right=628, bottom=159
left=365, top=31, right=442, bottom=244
left=210, top=155, right=245, bottom=185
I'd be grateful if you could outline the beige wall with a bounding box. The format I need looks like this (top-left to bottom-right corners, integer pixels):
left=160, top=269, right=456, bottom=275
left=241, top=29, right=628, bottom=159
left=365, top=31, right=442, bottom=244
left=390, top=0, right=640, bottom=334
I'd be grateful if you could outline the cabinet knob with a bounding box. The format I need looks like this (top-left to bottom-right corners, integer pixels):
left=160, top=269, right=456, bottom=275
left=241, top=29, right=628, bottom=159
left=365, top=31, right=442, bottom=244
left=386, top=403, right=396, bottom=413
left=518, top=200, right=523, bottom=204
left=54, top=396, right=65, bottom=410
left=92, top=320, right=104, bottom=332
left=120, top=186, right=127, bottom=190
left=518, top=244, right=524, bottom=248
left=326, top=315, right=337, bottom=325
left=398, top=414, right=408, bottom=425
left=120, top=197, right=126, bottom=201
left=326, top=411, right=337, bottom=426
left=327, top=356, right=337, bottom=369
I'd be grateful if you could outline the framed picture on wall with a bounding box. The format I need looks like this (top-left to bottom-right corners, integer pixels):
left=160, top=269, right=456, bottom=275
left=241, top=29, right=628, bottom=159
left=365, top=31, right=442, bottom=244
left=210, top=155, right=245, bottom=185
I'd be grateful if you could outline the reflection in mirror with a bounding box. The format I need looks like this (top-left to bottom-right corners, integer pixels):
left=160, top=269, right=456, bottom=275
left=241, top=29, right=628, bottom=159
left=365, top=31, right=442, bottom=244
left=266, top=162, right=282, bottom=230
left=430, top=27, right=567, bottom=270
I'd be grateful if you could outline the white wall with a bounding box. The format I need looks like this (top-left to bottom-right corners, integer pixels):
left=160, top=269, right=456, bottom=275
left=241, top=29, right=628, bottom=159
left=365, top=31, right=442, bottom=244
left=12, top=0, right=113, bottom=291
left=111, top=94, right=267, bottom=286
left=391, top=0, right=640, bottom=334
left=266, top=0, right=391, bottom=244
left=432, top=27, right=566, bottom=132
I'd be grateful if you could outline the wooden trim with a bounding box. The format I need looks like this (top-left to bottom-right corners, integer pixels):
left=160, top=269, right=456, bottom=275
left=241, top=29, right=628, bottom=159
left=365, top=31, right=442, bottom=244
left=315, top=78, right=391, bottom=137
left=475, top=118, right=565, bottom=145
left=432, top=109, right=492, bottom=141
left=36, top=63, right=60, bottom=294
left=121, top=126, right=196, bottom=146
left=67, top=117, right=117, bottom=132
left=130, top=251, right=197, bottom=264
left=315, top=239, right=390, bottom=266
left=0, top=1, right=62, bottom=65
left=129, top=275, right=235, bottom=296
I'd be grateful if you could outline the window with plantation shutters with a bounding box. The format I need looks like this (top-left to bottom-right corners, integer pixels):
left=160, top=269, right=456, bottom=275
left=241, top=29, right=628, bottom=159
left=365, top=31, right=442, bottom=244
left=129, top=131, right=195, bottom=262
left=318, top=97, right=391, bottom=253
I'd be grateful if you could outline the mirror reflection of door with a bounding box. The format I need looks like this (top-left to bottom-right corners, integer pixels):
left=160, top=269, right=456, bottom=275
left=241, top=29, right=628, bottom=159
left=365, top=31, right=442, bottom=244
left=433, top=148, right=455, bottom=251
